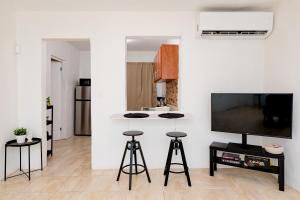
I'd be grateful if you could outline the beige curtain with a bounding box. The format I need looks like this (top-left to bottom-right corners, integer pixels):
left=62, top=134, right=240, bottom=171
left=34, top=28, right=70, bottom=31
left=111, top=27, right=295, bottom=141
left=127, top=62, right=155, bottom=111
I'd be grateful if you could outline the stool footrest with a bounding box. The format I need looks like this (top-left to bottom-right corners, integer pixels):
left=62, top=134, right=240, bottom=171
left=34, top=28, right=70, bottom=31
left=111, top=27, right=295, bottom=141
left=169, top=163, right=186, bottom=174
left=121, top=164, right=146, bottom=175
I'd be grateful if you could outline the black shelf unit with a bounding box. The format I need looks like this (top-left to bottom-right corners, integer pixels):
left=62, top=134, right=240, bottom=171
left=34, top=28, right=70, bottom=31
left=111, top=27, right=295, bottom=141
left=46, top=105, right=53, bottom=156
left=215, top=157, right=278, bottom=174
left=210, top=141, right=284, bottom=191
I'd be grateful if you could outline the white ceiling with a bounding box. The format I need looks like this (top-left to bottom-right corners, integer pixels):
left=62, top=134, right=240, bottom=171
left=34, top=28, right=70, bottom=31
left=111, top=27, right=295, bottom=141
left=12, top=0, right=280, bottom=11
left=68, top=40, right=90, bottom=51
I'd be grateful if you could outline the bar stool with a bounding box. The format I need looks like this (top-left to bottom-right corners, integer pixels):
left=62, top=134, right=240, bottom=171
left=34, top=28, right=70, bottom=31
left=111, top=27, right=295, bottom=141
left=116, top=130, right=151, bottom=190
left=164, top=131, right=191, bottom=186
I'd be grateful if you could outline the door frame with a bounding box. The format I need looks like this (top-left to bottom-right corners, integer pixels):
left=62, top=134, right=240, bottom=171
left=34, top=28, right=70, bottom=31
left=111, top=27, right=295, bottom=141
left=51, top=55, right=64, bottom=63
left=42, top=38, right=91, bottom=168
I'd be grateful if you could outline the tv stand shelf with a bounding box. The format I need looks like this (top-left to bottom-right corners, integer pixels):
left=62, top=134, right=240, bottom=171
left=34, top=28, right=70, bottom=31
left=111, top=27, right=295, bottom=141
left=210, top=141, right=284, bottom=191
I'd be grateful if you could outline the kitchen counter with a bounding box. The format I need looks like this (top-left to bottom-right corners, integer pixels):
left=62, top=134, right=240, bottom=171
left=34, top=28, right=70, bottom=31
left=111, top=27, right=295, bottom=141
left=109, top=111, right=193, bottom=170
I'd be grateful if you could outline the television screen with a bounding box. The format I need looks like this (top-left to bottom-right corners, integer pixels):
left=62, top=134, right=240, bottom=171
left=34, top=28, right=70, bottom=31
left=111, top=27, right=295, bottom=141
left=211, top=93, right=293, bottom=138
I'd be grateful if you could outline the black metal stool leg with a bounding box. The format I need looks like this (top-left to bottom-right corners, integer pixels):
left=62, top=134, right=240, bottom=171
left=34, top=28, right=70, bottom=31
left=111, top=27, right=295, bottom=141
left=137, top=141, right=151, bottom=183
left=133, top=143, right=138, bottom=175
left=129, top=141, right=134, bottom=190
left=4, top=146, right=7, bottom=181
left=28, top=146, right=31, bottom=181
left=117, top=141, right=128, bottom=181
left=164, top=140, right=174, bottom=175
left=179, top=141, right=191, bottom=186
left=175, top=137, right=178, bottom=155
left=164, top=140, right=174, bottom=186
left=20, top=146, right=22, bottom=171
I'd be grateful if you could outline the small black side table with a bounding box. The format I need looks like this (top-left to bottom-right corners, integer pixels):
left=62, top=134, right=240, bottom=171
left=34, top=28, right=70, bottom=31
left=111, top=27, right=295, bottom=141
left=4, top=137, right=43, bottom=181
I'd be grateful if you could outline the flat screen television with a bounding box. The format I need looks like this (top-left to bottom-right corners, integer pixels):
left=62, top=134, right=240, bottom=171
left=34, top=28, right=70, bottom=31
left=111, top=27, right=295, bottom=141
left=211, top=93, right=293, bottom=140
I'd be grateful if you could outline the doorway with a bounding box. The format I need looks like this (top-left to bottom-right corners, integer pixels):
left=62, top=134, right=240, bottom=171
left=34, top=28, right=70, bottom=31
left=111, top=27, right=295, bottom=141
left=44, top=39, right=91, bottom=165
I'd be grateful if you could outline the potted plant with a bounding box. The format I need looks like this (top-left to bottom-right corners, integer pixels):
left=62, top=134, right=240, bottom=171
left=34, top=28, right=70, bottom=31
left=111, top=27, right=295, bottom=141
left=14, top=128, right=27, bottom=143
left=46, top=97, right=52, bottom=107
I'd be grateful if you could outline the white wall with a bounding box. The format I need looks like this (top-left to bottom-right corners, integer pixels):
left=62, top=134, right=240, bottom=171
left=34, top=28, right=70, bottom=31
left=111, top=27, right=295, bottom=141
left=46, top=40, right=80, bottom=140
left=127, top=51, right=156, bottom=62
left=264, top=0, right=300, bottom=191
left=79, top=51, right=91, bottom=78
left=15, top=12, right=265, bottom=171
left=0, top=1, right=19, bottom=180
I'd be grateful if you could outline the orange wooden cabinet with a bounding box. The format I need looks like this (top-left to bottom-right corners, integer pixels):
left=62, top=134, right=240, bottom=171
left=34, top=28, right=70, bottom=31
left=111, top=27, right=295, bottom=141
left=154, top=44, right=179, bottom=82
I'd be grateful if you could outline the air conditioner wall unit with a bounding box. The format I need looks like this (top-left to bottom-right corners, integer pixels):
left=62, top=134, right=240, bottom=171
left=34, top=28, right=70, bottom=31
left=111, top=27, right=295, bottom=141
left=197, top=12, right=274, bottom=39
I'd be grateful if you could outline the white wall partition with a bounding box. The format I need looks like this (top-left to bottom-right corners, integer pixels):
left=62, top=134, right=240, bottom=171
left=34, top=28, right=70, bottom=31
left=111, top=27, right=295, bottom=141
left=79, top=51, right=91, bottom=78
left=16, top=11, right=265, bottom=171
left=0, top=1, right=19, bottom=180
left=264, top=0, right=300, bottom=191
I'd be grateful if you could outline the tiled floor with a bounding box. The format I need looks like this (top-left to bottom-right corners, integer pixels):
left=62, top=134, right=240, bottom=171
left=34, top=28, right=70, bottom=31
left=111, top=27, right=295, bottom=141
left=1, top=136, right=300, bottom=200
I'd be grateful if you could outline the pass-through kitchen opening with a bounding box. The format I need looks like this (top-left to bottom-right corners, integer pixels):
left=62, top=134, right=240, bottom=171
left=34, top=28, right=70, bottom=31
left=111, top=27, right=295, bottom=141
left=126, top=36, right=181, bottom=112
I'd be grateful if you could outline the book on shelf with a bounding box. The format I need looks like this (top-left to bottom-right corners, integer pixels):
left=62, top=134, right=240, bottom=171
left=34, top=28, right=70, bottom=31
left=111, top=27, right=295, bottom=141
left=221, top=152, right=241, bottom=165
left=222, top=152, right=240, bottom=160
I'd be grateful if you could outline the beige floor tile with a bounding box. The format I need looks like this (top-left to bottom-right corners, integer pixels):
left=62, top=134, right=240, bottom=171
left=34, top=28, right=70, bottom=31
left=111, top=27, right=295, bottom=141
left=77, top=191, right=129, bottom=200
left=60, top=176, right=92, bottom=192
left=49, top=192, right=81, bottom=200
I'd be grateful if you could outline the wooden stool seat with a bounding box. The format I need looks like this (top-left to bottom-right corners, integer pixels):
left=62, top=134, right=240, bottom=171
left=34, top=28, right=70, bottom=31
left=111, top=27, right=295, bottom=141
left=123, top=131, right=144, bottom=137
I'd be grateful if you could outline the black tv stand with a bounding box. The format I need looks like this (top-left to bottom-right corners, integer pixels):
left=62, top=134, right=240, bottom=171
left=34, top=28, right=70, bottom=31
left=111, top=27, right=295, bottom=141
left=227, top=133, right=263, bottom=152
left=242, top=133, right=248, bottom=148
left=210, top=141, right=285, bottom=191
left=238, top=133, right=254, bottom=149
left=227, top=143, right=263, bottom=153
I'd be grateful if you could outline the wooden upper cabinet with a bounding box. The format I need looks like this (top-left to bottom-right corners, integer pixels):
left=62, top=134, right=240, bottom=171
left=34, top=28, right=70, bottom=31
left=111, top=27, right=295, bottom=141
left=154, top=44, right=178, bottom=82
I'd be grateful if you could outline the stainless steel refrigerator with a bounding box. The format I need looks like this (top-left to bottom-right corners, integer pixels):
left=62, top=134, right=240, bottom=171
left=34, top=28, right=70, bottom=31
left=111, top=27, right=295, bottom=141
left=74, top=86, right=91, bottom=136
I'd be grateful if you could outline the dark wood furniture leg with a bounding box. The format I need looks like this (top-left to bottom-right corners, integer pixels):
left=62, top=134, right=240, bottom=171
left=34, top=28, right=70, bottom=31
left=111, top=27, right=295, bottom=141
left=213, top=149, right=217, bottom=171
left=279, top=158, right=284, bottom=191
left=209, top=147, right=214, bottom=176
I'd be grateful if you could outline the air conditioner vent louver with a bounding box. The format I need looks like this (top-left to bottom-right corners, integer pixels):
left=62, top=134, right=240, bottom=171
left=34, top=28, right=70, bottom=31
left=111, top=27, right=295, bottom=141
left=197, top=12, right=273, bottom=40
left=202, top=30, right=268, bottom=36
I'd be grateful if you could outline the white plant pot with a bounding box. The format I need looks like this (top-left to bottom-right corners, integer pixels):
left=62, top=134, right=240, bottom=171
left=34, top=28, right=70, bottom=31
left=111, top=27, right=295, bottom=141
left=16, top=135, right=26, bottom=144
